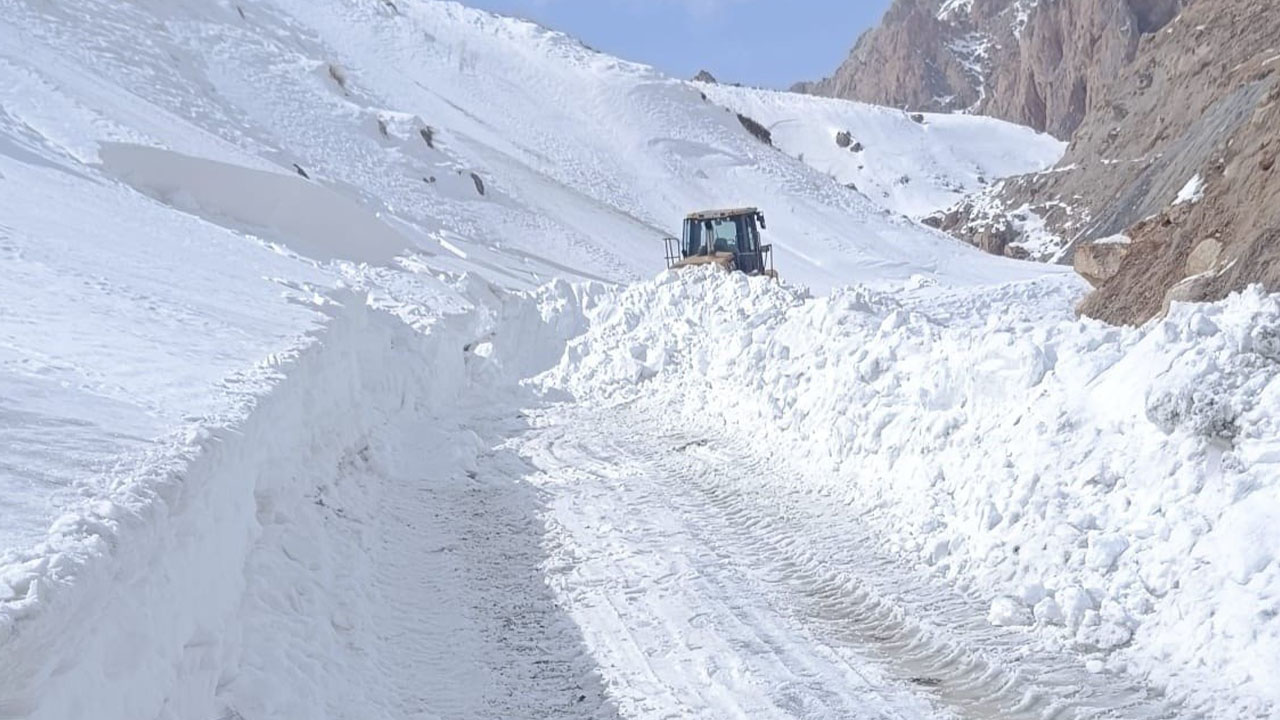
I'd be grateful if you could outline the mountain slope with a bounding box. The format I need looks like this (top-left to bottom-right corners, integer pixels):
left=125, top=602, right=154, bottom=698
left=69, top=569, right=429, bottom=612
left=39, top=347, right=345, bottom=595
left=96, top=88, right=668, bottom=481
left=930, top=0, right=1280, bottom=323
left=2, top=1, right=1279, bottom=718
left=699, top=81, right=1065, bottom=220
left=804, top=0, right=1280, bottom=325
left=1, top=0, right=1061, bottom=295
left=0, top=0, right=1065, bottom=622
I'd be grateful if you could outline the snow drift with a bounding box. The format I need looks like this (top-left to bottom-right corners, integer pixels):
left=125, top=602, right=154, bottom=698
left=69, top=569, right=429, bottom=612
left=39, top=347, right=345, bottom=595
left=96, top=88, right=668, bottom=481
left=98, top=143, right=410, bottom=265
left=547, top=268, right=1280, bottom=717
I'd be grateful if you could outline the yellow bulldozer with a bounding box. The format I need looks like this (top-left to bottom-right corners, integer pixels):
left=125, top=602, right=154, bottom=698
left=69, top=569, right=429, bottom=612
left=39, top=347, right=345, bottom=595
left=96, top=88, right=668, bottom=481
left=664, top=207, right=777, bottom=278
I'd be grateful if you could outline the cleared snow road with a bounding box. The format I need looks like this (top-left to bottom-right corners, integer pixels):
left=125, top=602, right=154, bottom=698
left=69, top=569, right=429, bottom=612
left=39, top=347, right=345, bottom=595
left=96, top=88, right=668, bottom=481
left=490, top=395, right=1191, bottom=720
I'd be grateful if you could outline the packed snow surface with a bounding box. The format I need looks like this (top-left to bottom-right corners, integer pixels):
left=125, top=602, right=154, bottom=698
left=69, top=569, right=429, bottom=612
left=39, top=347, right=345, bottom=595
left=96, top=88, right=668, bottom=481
left=1, top=0, right=1277, bottom=718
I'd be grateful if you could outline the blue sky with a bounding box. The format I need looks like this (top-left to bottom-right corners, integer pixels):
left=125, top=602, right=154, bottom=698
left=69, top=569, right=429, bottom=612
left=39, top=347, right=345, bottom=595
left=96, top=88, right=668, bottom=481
left=458, top=0, right=893, bottom=89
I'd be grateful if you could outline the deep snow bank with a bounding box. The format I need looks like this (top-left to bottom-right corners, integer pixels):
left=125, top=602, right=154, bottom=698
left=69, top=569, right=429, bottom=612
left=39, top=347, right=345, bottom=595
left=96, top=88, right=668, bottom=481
left=547, top=268, right=1280, bottom=718
left=0, top=283, right=589, bottom=720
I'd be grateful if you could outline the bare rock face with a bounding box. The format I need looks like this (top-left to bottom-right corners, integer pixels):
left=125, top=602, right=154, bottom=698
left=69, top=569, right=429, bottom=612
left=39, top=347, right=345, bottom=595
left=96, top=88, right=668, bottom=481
left=801, top=0, right=1185, bottom=138
left=808, top=0, right=1278, bottom=325
left=991, top=0, right=1278, bottom=324
left=692, top=69, right=718, bottom=84
left=1074, top=239, right=1132, bottom=288
left=795, top=0, right=985, bottom=116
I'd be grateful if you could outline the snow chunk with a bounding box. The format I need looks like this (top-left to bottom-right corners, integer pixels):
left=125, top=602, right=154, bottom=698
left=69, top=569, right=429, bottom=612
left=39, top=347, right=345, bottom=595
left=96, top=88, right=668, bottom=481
left=1094, top=233, right=1131, bottom=245
left=1034, top=597, right=1065, bottom=626
left=1086, top=534, right=1131, bottom=571
left=1201, top=488, right=1280, bottom=584
left=1174, top=174, right=1205, bottom=205
left=989, top=596, right=1034, bottom=626
left=938, top=0, right=975, bottom=20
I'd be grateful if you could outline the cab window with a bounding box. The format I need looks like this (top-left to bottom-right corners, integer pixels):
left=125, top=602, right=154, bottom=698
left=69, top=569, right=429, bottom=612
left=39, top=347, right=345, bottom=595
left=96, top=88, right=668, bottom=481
left=682, top=220, right=706, bottom=256
left=709, top=219, right=740, bottom=253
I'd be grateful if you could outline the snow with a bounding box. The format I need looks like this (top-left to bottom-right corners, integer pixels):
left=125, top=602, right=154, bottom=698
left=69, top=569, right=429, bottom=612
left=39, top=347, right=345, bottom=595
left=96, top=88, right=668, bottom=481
left=988, top=596, right=1035, bottom=626
left=549, top=268, right=1280, bottom=717
left=938, top=0, right=976, bottom=21
left=1010, top=0, right=1043, bottom=38
left=948, top=33, right=994, bottom=113
left=1005, top=201, right=1067, bottom=258
left=1, top=0, right=1277, bottom=718
left=1174, top=173, right=1206, bottom=205
left=0, top=0, right=1055, bottom=555
left=99, top=142, right=412, bottom=265
left=700, top=83, right=1065, bottom=220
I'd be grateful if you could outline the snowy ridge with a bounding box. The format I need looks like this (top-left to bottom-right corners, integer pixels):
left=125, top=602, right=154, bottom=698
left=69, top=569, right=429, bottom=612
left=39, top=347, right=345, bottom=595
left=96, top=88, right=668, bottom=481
left=699, top=83, right=1063, bottom=220
left=548, top=268, right=1280, bottom=717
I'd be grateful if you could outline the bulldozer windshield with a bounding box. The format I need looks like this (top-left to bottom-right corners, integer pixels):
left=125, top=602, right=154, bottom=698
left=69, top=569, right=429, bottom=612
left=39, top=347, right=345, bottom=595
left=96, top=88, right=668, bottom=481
left=682, top=214, right=759, bottom=257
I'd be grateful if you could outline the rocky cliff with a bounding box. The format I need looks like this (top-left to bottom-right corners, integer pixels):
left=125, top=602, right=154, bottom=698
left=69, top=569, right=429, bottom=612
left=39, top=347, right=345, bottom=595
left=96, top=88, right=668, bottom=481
left=800, top=0, right=1186, bottom=139
left=807, top=0, right=1279, bottom=325
left=935, top=0, right=1278, bottom=324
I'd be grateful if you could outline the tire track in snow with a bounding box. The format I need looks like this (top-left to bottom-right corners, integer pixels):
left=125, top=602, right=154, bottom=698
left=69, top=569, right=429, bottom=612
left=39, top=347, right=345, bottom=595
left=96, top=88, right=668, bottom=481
left=365, top=410, right=619, bottom=720
left=525, top=406, right=949, bottom=719
left=522, top=398, right=1194, bottom=719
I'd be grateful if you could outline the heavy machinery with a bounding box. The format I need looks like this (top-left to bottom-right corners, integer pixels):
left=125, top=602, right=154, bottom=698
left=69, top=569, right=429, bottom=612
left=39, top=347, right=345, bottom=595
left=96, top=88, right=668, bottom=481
left=664, top=207, right=777, bottom=278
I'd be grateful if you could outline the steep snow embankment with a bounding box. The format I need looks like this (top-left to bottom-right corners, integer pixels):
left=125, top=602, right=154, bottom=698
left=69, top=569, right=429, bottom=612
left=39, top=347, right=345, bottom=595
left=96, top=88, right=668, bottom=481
left=547, top=268, right=1280, bottom=718
left=0, top=283, right=597, bottom=720
left=700, top=83, right=1065, bottom=220
left=0, top=0, right=1059, bottom=293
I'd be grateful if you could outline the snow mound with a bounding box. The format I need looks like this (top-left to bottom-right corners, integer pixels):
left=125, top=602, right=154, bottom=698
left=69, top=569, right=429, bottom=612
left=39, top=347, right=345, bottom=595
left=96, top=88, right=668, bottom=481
left=547, top=268, right=1280, bottom=716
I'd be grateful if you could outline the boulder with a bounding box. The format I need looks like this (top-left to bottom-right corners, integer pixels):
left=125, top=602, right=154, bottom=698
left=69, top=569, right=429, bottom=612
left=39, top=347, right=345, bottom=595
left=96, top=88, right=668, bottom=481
left=1075, top=239, right=1133, bottom=287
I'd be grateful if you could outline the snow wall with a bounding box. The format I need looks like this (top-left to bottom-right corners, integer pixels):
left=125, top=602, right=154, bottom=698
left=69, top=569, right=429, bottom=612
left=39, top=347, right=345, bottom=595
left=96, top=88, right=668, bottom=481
left=3, top=269, right=1279, bottom=717
left=548, top=269, right=1280, bottom=716
left=0, top=282, right=590, bottom=720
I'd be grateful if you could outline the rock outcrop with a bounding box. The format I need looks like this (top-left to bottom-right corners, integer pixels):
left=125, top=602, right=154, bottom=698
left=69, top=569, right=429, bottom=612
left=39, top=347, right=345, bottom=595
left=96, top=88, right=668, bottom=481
left=808, top=0, right=1279, bottom=325
left=799, top=0, right=1186, bottom=139
left=973, top=0, right=1277, bottom=324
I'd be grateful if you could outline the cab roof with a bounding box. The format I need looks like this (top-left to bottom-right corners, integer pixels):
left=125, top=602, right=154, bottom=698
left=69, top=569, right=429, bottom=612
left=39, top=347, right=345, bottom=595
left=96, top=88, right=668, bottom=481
left=684, top=207, right=760, bottom=221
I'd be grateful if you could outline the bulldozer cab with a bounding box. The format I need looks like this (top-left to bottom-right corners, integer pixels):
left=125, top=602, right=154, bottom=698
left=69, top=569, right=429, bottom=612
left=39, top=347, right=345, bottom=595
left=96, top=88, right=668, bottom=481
left=664, top=208, right=775, bottom=278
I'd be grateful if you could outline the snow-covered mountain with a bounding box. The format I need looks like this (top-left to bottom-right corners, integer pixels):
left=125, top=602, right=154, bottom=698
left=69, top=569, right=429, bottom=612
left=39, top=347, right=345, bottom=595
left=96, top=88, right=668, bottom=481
left=698, top=82, right=1064, bottom=220
left=0, top=0, right=1060, bottom=559
left=1, top=1, right=1278, bottom=719
left=0, top=0, right=1057, bottom=294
